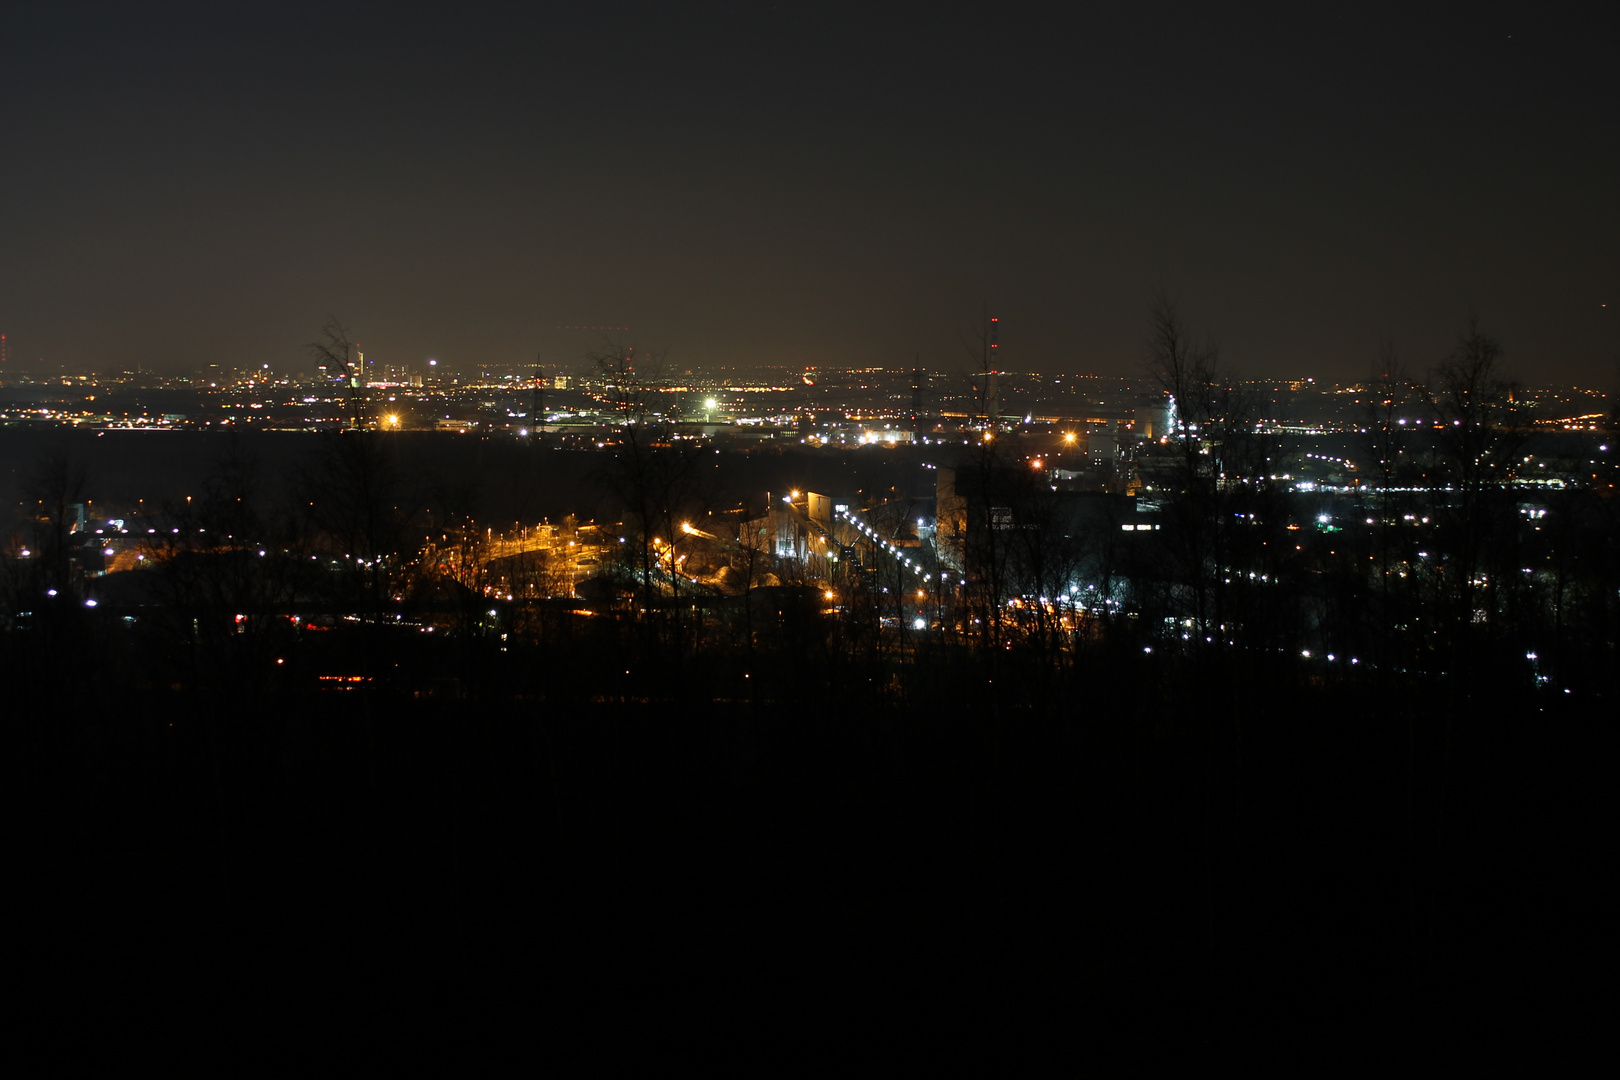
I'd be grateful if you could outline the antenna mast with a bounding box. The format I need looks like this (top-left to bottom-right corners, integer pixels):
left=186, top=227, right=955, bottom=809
left=910, top=356, right=924, bottom=430
left=975, top=313, right=1000, bottom=430
left=533, top=353, right=546, bottom=440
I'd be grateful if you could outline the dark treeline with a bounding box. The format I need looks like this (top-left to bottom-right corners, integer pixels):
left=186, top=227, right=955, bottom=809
left=0, top=429, right=933, bottom=531
left=7, top=327, right=1615, bottom=1049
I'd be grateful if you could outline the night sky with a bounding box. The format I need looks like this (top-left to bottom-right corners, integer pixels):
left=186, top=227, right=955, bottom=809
left=2, top=2, right=1614, bottom=383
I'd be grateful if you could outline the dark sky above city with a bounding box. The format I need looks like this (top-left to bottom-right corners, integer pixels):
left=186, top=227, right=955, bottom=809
left=1, top=2, right=1614, bottom=384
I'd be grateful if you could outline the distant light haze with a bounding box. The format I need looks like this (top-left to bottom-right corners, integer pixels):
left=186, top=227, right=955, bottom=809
left=1, top=2, right=1614, bottom=384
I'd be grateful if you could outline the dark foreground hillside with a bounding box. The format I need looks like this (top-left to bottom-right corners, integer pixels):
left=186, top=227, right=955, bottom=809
left=9, top=609, right=1612, bottom=1059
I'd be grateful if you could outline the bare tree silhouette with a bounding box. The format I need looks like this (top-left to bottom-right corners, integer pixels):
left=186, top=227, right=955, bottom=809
left=307, top=318, right=367, bottom=430
left=26, top=448, right=89, bottom=597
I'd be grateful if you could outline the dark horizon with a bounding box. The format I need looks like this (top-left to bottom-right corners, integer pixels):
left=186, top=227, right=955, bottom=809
left=1, top=3, right=1614, bottom=386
